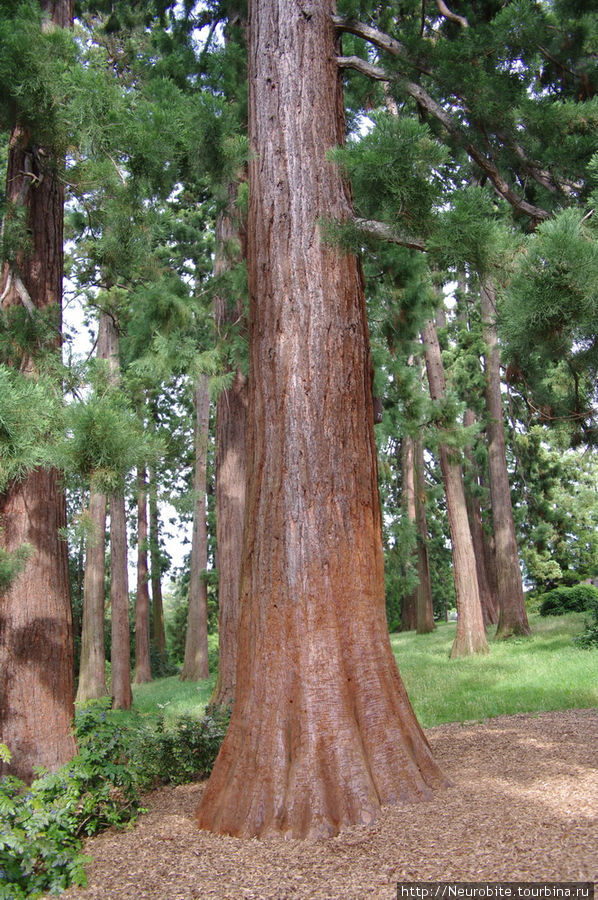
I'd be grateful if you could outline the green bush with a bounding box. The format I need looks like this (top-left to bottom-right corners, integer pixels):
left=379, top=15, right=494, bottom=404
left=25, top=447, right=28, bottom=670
left=131, top=703, right=230, bottom=788
left=539, top=583, right=598, bottom=617
left=0, top=700, right=229, bottom=898
left=574, top=597, right=598, bottom=649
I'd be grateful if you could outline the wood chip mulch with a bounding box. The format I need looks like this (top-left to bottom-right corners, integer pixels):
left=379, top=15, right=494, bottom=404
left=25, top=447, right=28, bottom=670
left=53, top=708, right=598, bottom=900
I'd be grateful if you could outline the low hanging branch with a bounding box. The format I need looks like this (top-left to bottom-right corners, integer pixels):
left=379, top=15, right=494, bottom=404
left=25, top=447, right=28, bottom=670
left=336, top=49, right=551, bottom=222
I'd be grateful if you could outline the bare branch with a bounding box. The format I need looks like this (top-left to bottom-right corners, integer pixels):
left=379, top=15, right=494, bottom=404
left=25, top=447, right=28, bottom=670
left=354, top=217, right=427, bottom=251
left=434, top=0, right=468, bottom=28
left=332, top=15, right=432, bottom=76
left=14, top=272, right=36, bottom=317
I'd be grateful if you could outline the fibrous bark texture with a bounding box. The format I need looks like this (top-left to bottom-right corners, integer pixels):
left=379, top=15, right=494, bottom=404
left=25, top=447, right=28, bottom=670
left=196, top=0, right=446, bottom=839
left=180, top=376, right=211, bottom=682
left=422, top=319, right=489, bottom=658
left=212, top=185, right=248, bottom=709
left=76, top=491, right=108, bottom=702
left=481, top=282, right=531, bottom=639
left=0, top=0, right=76, bottom=779
left=134, top=467, right=152, bottom=684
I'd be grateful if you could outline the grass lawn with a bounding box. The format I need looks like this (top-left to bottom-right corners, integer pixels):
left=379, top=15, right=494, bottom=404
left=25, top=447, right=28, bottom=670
left=124, top=612, right=597, bottom=729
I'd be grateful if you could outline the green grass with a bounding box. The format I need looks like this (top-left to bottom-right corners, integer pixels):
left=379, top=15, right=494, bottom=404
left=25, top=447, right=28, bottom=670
left=391, top=612, right=598, bottom=728
left=114, top=612, right=596, bottom=730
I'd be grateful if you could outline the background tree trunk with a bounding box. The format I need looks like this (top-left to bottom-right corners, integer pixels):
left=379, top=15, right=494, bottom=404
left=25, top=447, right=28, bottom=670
left=148, top=464, right=166, bottom=660
left=110, top=492, right=132, bottom=709
left=414, top=437, right=435, bottom=634
left=134, top=466, right=152, bottom=683
left=400, top=434, right=418, bottom=631
left=481, top=281, right=531, bottom=639
left=0, top=0, right=76, bottom=779
left=196, top=0, right=446, bottom=839
left=212, top=184, right=248, bottom=708
left=180, top=375, right=211, bottom=682
left=76, top=491, right=108, bottom=702
left=76, top=309, right=118, bottom=703
left=422, top=319, right=489, bottom=657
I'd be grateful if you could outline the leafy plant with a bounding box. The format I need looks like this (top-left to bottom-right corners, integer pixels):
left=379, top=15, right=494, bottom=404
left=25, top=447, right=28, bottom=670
left=539, top=583, right=598, bottom=617
left=574, top=598, right=598, bottom=649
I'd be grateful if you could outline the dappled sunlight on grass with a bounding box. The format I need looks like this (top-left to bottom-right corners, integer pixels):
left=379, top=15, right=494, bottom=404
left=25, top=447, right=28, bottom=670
left=131, top=673, right=216, bottom=723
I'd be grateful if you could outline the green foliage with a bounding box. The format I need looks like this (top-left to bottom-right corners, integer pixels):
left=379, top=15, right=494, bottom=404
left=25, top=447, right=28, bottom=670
left=574, top=597, right=598, bottom=649
left=129, top=704, right=230, bottom=787
left=0, top=536, right=31, bottom=598
left=0, top=696, right=229, bottom=898
left=539, top=583, right=598, bottom=617
left=0, top=366, right=63, bottom=490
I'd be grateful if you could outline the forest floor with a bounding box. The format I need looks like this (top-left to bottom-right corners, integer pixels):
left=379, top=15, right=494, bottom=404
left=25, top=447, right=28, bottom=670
left=53, top=708, right=597, bottom=900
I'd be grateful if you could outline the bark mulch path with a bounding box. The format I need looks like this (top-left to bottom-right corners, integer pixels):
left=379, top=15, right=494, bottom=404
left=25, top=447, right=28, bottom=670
left=54, top=708, right=597, bottom=900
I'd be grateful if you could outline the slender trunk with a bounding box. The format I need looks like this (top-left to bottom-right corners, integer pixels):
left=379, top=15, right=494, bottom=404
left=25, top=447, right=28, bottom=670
left=481, top=282, right=531, bottom=638
left=463, top=410, right=499, bottom=626
left=76, top=310, right=118, bottom=702
left=422, top=319, right=489, bottom=657
left=196, top=0, right=446, bottom=839
left=180, top=375, right=211, bottom=681
left=110, top=493, right=132, bottom=709
left=212, top=183, right=248, bottom=708
left=134, top=467, right=152, bottom=683
left=400, top=435, right=417, bottom=631
left=414, top=437, right=435, bottom=633
left=148, top=464, right=166, bottom=658
left=0, top=0, right=76, bottom=780
left=76, top=491, right=108, bottom=701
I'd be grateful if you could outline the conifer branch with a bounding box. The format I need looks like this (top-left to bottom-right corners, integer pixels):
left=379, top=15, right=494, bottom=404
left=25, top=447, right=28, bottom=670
left=353, top=218, right=427, bottom=251
left=337, top=56, right=389, bottom=81
left=434, top=0, right=468, bottom=28
left=332, top=16, right=431, bottom=76
left=0, top=270, right=36, bottom=317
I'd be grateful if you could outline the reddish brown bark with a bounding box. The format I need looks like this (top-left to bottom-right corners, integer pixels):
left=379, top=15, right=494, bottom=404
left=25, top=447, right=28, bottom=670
left=422, top=319, right=489, bottom=658
left=211, top=186, right=248, bottom=708
left=196, top=0, right=446, bottom=839
left=400, top=435, right=418, bottom=631
left=110, top=493, right=132, bottom=709
left=134, top=467, right=152, bottom=683
left=0, top=0, right=76, bottom=779
left=481, top=282, right=531, bottom=639
left=414, top=437, right=435, bottom=634
left=180, top=376, right=211, bottom=682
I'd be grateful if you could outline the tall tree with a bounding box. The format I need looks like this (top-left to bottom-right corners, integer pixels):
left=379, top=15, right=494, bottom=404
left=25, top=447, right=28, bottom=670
left=413, top=436, right=435, bottom=634
left=180, top=374, right=211, bottom=682
left=422, top=317, right=489, bottom=657
left=481, top=280, right=531, bottom=638
left=0, top=0, right=77, bottom=779
left=196, top=0, right=446, bottom=838
left=134, top=465, right=152, bottom=682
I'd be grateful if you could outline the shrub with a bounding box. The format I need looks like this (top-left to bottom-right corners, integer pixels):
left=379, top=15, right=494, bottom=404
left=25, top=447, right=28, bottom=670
left=574, top=597, right=598, bottom=649
left=539, top=583, right=598, bottom=617
left=131, top=703, right=231, bottom=788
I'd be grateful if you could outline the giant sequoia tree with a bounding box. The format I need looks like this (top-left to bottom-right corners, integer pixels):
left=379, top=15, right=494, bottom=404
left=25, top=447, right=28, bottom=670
left=0, top=0, right=77, bottom=779
left=196, top=0, right=446, bottom=839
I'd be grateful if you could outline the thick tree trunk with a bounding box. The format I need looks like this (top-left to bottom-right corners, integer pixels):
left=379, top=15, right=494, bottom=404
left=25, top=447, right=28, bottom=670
left=414, top=437, right=435, bottom=634
left=148, top=464, right=166, bottom=659
left=463, top=410, right=499, bottom=626
left=134, top=467, right=152, bottom=683
left=180, top=375, right=211, bottom=682
left=400, top=435, right=418, bottom=631
left=76, top=491, right=108, bottom=702
left=196, top=0, right=446, bottom=839
left=110, top=493, right=132, bottom=709
left=422, top=319, right=489, bottom=657
left=211, top=185, right=248, bottom=708
left=0, top=0, right=76, bottom=779
left=480, top=282, right=531, bottom=639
